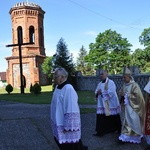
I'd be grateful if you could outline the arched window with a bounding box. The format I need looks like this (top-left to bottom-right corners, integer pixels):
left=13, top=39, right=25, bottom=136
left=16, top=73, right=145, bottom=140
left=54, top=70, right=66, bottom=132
left=17, top=26, right=23, bottom=44
left=29, top=26, right=35, bottom=43
left=12, top=28, right=14, bottom=43
left=39, top=28, right=43, bottom=46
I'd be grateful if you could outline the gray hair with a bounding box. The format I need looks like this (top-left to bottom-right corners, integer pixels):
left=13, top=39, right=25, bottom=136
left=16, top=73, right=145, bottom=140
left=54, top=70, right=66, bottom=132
left=54, top=68, right=68, bottom=78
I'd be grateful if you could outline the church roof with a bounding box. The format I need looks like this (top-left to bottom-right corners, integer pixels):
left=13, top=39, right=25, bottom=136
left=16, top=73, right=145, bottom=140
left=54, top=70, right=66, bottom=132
left=13, top=1, right=40, bottom=8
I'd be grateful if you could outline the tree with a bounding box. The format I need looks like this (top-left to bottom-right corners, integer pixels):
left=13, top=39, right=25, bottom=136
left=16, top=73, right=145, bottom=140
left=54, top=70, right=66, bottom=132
left=139, top=27, right=150, bottom=72
left=86, top=29, right=132, bottom=74
left=131, top=48, right=147, bottom=72
left=76, top=45, right=95, bottom=75
left=144, top=62, right=150, bottom=73
left=42, top=56, right=53, bottom=78
left=53, top=38, right=75, bottom=84
left=139, top=27, right=150, bottom=47
left=144, top=47, right=150, bottom=62
left=109, top=47, right=131, bottom=74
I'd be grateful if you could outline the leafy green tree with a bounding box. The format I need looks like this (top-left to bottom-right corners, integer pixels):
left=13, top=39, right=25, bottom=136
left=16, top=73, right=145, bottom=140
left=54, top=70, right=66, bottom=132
left=131, top=48, right=146, bottom=72
left=86, top=29, right=132, bottom=74
left=76, top=45, right=95, bottom=75
left=131, top=48, right=150, bottom=73
left=86, top=40, right=108, bottom=70
left=144, top=47, right=150, bottom=61
left=145, top=62, right=150, bottom=73
left=139, top=27, right=150, bottom=72
left=53, top=38, right=75, bottom=84
left=139, top=27, right=150, bottom=47
left=42, top=56, right=53, bottom=78
left=109, top=48, right=131, bottom=74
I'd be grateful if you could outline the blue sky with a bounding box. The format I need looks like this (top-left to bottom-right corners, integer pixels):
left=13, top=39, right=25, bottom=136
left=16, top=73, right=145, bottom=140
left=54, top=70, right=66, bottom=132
left=0, top=0, right=150, bottom=72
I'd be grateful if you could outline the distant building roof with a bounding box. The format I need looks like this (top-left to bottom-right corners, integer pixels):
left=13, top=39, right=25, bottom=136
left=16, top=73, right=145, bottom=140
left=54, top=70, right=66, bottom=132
left=0, top=72, right=6, bottom=81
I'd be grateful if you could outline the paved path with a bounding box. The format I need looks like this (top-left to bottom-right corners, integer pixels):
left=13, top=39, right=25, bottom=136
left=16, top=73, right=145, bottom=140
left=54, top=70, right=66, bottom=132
left=0, top=100, right=148, bottom=150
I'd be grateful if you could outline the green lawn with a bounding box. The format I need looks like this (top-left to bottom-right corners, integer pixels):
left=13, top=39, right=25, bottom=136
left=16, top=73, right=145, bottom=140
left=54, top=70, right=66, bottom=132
left=80, top=108, right=96, bottom=114
left=0, top=85, right=96, bottom=105
left=0, top=85, right=96, bottom=114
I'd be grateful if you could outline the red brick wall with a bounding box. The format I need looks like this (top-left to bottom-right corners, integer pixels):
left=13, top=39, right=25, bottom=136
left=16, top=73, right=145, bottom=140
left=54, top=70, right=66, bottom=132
left=6, top=3, right=48, bottom=88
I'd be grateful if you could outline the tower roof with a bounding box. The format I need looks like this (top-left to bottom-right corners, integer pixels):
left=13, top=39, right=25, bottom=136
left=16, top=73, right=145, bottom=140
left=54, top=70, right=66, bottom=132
left=10, top=1, right=45, bottom=15
left=12, top=1, right=40, bottom=8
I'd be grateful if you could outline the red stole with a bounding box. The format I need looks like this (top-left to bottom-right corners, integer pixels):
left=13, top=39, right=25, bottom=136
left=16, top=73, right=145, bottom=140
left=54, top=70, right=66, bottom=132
left=145, top=94, right=150, bottom=135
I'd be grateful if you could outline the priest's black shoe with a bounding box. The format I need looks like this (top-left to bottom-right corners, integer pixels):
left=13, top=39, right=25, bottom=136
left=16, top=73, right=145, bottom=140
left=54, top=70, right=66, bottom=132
left=117, top=140, right=125, bottom=145
left=144, top=145, right=150, bottom=150
left=82, top=145, right=88, bottom=150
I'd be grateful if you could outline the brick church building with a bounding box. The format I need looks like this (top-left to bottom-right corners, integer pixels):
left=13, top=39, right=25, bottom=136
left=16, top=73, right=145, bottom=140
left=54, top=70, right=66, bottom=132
left=5, top=2, right=49, bottom=88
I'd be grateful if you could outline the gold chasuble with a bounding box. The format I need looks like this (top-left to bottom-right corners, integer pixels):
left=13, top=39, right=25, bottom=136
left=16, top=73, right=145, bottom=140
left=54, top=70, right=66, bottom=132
left=119, top=67, right=145, bottom=143
left=121, top=82, right=145, bottom=137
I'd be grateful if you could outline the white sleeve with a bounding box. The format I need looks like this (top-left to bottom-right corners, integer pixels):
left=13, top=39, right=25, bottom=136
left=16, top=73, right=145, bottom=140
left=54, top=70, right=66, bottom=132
left=107, top=80, right=117, bottom=98
left=95, top=82, right=101, bottom=95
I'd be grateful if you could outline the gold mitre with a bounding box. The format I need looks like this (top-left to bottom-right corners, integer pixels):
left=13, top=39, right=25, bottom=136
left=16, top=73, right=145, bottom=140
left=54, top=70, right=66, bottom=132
left=123, top=67, right=132, bottom=75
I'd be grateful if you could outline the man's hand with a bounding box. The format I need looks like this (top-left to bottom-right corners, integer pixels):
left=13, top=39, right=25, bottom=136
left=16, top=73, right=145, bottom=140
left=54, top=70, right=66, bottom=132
left=97, top=89, right=102, bottom=95
left=119, top=90, right=124, bottom=97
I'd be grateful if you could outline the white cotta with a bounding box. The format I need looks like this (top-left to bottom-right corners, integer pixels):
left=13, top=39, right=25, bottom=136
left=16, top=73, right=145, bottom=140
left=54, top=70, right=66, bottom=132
left=51, top=84, right=81, bottom=144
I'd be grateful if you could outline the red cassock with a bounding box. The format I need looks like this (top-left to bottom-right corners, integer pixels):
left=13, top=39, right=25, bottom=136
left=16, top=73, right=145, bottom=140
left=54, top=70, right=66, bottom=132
left=145, top=94, right=150, bottom=135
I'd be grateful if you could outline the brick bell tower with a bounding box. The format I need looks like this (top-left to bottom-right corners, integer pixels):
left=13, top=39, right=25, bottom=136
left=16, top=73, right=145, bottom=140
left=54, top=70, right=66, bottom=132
left=6, top=2, right=48, bottom=88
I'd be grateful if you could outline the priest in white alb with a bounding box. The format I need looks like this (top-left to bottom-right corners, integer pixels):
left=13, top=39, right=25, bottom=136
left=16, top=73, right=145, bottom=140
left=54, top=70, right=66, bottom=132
left=50, top=68, right=88, bottom=150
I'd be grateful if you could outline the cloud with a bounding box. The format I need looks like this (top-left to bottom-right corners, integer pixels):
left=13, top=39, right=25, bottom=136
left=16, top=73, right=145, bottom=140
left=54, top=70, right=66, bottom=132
left=84, top=31, right=98, bottom=36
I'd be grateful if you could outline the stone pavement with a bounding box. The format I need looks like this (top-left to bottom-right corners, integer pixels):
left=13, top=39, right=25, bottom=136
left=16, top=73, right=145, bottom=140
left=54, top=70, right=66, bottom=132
left=0, top=100, right=148, bottom=150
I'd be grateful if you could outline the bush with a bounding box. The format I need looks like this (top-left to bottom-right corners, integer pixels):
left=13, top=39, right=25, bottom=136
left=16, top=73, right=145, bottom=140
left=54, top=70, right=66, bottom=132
left=5, top=84, right=13, bottom=94
left=32, top=83, right=41, bottom=95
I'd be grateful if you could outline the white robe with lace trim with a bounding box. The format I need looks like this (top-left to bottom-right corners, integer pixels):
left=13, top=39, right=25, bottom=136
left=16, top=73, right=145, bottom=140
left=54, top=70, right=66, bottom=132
left=51, top=84, right=81, bottom=144
left=95, top=78, right=121, bottom=115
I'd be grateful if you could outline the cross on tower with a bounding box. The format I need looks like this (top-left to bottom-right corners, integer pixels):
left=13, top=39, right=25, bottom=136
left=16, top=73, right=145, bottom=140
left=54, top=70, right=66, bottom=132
left=6, top=28, right=34, bottom=94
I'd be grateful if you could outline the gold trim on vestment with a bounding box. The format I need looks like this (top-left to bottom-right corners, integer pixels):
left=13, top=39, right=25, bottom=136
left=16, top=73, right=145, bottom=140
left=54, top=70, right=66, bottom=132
left=104, top=79, right=110, bottom=116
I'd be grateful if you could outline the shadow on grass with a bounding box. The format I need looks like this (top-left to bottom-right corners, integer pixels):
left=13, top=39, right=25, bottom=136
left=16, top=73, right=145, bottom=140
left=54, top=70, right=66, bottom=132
left=0, top=91, right=96, bottom=114
left=0, top=91, right=53, bottom=104
left=0, top=90, right=96, bottom=105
